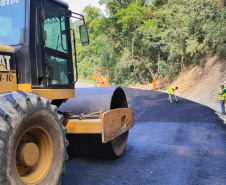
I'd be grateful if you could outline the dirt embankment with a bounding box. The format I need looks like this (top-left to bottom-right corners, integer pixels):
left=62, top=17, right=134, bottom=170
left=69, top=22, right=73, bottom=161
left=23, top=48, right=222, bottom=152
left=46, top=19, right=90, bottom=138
left=171, top=56, right=226, bottom=103
left=129, top=56, right=226, bottom=114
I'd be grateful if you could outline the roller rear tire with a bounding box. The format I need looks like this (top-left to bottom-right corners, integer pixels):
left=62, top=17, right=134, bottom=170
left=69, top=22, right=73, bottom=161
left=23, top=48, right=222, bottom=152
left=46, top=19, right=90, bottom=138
left=0, top=91, right=68, bottom=185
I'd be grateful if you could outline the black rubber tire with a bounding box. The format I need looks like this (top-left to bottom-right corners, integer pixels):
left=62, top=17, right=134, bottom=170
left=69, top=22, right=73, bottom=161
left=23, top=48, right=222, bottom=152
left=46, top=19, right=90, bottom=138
left=0, top=91, right=68, bottom=185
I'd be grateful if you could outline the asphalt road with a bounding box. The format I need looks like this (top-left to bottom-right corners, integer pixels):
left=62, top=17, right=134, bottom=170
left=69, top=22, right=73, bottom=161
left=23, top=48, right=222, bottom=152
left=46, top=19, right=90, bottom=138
left=62, top=87, right=226, bottom=185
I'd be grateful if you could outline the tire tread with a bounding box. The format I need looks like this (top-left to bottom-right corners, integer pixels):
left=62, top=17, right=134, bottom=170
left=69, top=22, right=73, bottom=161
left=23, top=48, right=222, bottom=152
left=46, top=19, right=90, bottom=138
left=0, top=91, right=68, bottom=185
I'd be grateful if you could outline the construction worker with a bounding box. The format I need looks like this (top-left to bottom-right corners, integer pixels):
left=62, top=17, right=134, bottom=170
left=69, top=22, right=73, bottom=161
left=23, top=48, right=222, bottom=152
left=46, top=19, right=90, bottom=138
left=167, top=86, right=178, bottom=103
left=219, top=84, right=226, bottom=115
left=152, top=78, right=157, bottom=91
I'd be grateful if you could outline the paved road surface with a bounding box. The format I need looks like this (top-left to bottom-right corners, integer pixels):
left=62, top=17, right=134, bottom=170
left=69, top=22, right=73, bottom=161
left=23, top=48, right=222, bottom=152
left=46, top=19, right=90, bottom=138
left=62, top=87, right=226, bottom=185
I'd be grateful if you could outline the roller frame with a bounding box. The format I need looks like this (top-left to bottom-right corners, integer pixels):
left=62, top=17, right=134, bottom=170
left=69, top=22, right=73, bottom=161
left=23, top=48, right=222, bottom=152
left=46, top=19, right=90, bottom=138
left=65, top=108, right=134, bottom=143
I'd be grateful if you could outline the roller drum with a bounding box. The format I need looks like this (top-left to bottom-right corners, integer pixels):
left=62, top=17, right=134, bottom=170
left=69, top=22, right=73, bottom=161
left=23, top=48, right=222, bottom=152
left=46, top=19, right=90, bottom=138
left=59, top=86, right=128, bottom=114
left=59, top=86, right=130, bottom=158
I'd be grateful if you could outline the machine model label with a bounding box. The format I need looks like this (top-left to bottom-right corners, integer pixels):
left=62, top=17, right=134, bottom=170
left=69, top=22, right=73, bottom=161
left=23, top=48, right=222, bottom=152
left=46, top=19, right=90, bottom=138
left=0, top=72, right=17, bottom=92
left=0, top=73, right=14, bottom=82
left=0, top=52, right=16, bottom=92
left=0, top=54, right=11, bottom=71
left=0, top=0, right=19, bottom=6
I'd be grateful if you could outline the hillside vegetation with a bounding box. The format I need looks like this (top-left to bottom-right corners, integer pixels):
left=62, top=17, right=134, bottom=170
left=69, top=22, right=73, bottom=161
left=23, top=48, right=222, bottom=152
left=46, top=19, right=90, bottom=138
left=74, top=0, right=226, bottom=86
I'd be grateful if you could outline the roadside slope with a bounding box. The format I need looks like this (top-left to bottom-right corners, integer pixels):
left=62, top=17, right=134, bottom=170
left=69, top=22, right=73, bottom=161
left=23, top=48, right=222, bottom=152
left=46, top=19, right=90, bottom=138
left=172, top=56, right=226, bottom=103
left=171, top=56, right=226, bottom=114
left=129, top=56, right=226, bottom=115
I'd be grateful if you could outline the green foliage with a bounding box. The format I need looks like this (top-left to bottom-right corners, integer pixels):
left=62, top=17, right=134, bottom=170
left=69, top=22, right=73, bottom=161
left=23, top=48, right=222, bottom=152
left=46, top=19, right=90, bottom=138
left=75, top=0, right=226, bottom=85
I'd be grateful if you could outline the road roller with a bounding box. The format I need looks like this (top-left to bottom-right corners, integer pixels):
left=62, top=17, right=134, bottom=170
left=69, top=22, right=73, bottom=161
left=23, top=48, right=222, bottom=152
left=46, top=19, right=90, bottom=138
left=0, top=0, right=134, bottom=184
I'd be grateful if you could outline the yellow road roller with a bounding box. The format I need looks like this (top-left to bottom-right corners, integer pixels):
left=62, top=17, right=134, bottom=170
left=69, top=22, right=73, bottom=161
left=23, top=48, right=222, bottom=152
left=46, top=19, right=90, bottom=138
left=0, top=0, right=134, bottom=184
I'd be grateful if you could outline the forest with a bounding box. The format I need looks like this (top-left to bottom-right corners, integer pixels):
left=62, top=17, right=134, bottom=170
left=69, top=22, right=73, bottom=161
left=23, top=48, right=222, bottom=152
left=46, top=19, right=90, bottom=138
left=73, top=0, right=226, bottom=85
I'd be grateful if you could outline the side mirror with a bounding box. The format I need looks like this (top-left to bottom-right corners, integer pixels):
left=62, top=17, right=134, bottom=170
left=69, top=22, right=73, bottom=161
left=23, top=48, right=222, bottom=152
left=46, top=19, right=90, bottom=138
left=79, top=25, right=89, bottom=46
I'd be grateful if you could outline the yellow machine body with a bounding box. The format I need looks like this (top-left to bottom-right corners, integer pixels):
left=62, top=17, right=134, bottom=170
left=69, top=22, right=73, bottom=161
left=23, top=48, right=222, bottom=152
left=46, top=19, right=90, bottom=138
left=0, top=45, right=17, bottom=92
left=65, top=108, right=134, bottom=143
left=0, top=1, right=134, bottom=184
left=0, top=45, right=75, bottom=99
left=0, top=45, right=133, bottom=142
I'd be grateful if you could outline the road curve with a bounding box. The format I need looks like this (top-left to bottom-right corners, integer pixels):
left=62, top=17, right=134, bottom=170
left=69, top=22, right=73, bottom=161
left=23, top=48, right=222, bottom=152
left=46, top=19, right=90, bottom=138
left=62, top=87, right=226, bottom=185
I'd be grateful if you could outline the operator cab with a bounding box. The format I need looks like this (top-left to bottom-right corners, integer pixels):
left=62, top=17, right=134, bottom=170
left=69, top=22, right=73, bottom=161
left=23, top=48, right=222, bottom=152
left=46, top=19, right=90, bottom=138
left=0, top=0, right=88, bottom=89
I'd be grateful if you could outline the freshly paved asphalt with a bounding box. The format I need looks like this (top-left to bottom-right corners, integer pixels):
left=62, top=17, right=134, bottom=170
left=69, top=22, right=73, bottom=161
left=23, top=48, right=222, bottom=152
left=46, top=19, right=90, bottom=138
left=62, top=87, right=226, bottom=185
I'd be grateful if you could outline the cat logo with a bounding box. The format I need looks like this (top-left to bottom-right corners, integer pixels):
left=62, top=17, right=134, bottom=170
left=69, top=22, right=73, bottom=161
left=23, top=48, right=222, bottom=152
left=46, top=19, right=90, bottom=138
left=0, top=55, right=11, bottom=71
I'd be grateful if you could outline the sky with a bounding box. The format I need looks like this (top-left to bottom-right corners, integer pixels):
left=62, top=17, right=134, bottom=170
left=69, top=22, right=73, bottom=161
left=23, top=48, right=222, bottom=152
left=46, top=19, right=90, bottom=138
left=63, top=0, right=105, bottom=14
